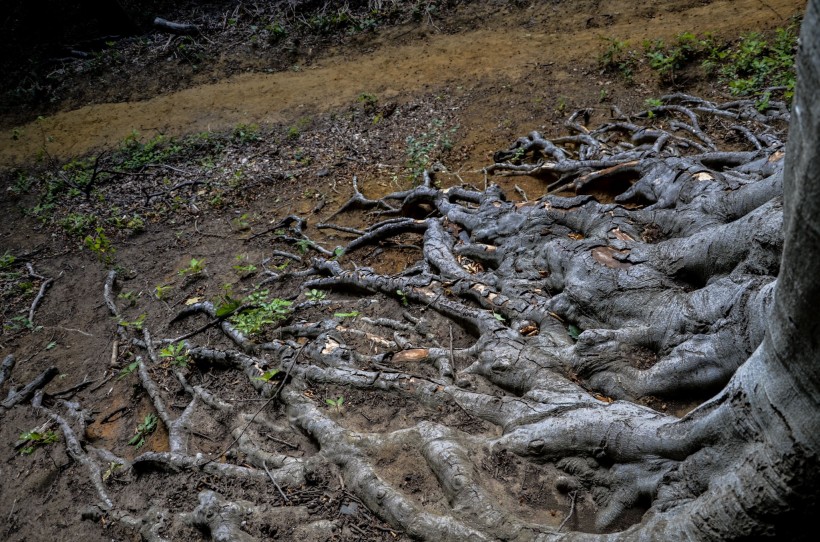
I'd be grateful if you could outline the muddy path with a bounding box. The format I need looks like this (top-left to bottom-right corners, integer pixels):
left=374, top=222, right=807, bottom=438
left=0, top=0, right=803, bottom=167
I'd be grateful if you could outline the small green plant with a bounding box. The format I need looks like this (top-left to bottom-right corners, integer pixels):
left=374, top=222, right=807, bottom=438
left=9, top=172, right=32, bottom=196
left=334, top=310, right=360, bottom=319
left=232, top=123, right=260, bottom=143
left=254, top=368, right=280, bottom=382
left=567, top=324, right=583, bottom=340
left=155, top=284, right=172, bottom=300
left=4, top=316, right=40, bottom=333
left=119, top=313, right=146, bottom=331
left=18, top=429, right=59, bottom=455
left=0, top=251, right=15, bottom=270
left=598, top=37, right=637, bottom=80
left=296, top=239, right=313, bottom=254
left=396, top=289, right=409, bottom=306
left=128, top=413, right=158, bottom=449
left=405, top=119, right=458, bottom=181
left=265, top=22, right=288, bottom=43
left=720, top=25, right=797, bottom=98
left=325, top=396, right=345, bottom=414
left=229, top=290, right=292, bottom=336
left=232, top=213, right=251, bottom=231
left=84, top=227, right=116, bottom=264
left=232, top=254, right=257, bottom=276
left=305, top=289, right=327, bottom=301
left=117, top=360, right=140, bottom=380
left=117, top=291, right=138, bottom=306
left=556, top=96, right=568, bottom=114
left=102, top=461, right=123, bottom=481
left=178, top=258, right=206, bottom=277
left=159, top=342, right=189, bottom=368
left=493, top=312, right=506, bottom=322
left=108, top=213, right=145, bottom=233
left=60, top=213, right=97, bottom=235
left=117, top=132, right=182, bottom=171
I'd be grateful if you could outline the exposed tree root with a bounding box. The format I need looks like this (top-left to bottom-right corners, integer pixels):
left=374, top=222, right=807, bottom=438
left=5, top=90, right=814, bottom=540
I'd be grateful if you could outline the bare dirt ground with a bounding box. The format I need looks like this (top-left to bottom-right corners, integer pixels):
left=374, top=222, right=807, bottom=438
left=0, top=1, right=806, bottom=540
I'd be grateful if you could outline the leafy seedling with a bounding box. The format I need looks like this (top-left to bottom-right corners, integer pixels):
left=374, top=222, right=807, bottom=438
left=178, top=258, right=206, bottom=277
left=117, top=360, right=140, bottom=380
left=18, top=429, right=59, bottom=455
left=305, top=289, right=327, bottom=301
left=229, top=290, right=292, bottom=335
left=334, top=311, right=360, bottom=319
left=129, top=413, right=158, bottom=449
left=160, top=342, right=189, bottom=368
left=254, top=368, right=281, bottom=382
left=118, top=291, right=138, bottom=306
left=119, top=313, right=146, bottom=331
left=326, top=396, right=345, bottom=415
left=233, top=254, right=257, bottom=276
left=568, top=324, right=583, bottom=340
left=296, top=239, right=313, bottom=254
left=396, top=289, right=409, bottom=306
left=155, top=284, right=172, bottom=300
left=102, top=461, right=123, bottom=482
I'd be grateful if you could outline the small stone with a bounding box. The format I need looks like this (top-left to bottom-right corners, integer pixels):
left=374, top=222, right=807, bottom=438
left=339, top=502, right=358, bottom=516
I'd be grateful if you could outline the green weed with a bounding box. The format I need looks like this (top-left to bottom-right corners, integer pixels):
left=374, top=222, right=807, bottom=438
left=254, top=368, right=281, bottom=382
left=232, top=123, right=260, bottom=143
left=60, top=213, right=97, bottom=235
left=19, top=429, right=59, bottom=455
left=598, top=37, right=637, bottom=80
left=0, top=251, right=16, bottom=270
left=178, top=258, right=206, bottom=277
left=155, top=284, right=172, bottom=300
left=83, top=227, right=116, bottom=264
left=325, top=396, right=345, bottom=415
left=405, top=119, right=458, bottom=181
left=229, top=290, right=292, bottom=336
left=159, top=342, right=189, bottom=368
left=128, top=413, right=158, bottom=449
left=117, top=360, right=139, bottom=380
left=305, top=289, right=327, bottom=301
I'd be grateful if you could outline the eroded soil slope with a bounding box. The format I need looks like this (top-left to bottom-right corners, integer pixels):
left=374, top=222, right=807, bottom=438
left=0, top=1, right=805, bottom=541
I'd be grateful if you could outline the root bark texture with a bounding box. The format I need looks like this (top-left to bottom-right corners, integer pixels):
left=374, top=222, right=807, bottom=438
left=5, top=91, right=814, bottom=541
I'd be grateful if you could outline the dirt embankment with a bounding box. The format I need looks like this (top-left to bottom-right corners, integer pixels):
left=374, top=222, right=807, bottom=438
left=0, top=0, right=804, bottom=168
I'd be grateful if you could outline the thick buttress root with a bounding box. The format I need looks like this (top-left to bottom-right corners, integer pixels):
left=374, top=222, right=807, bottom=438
left=3, top=94, right=795, bottom=540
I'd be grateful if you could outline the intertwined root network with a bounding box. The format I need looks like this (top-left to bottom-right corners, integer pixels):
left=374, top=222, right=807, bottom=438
left=9, top=93, right=788, bottom=540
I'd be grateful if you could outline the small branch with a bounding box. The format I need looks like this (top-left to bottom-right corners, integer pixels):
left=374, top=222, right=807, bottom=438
left=557, top=490, right=577, bottom=532
left=263, top=460, right=290, bottom=502
left=153, top=17, right=200, bottom=35
left=2, top=366, right=59, bottom=409
left=26, top=263, right=55, bottom=324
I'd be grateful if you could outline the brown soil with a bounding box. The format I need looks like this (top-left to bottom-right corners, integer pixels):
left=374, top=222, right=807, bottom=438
left=0, top=1, right=805, bottom=541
